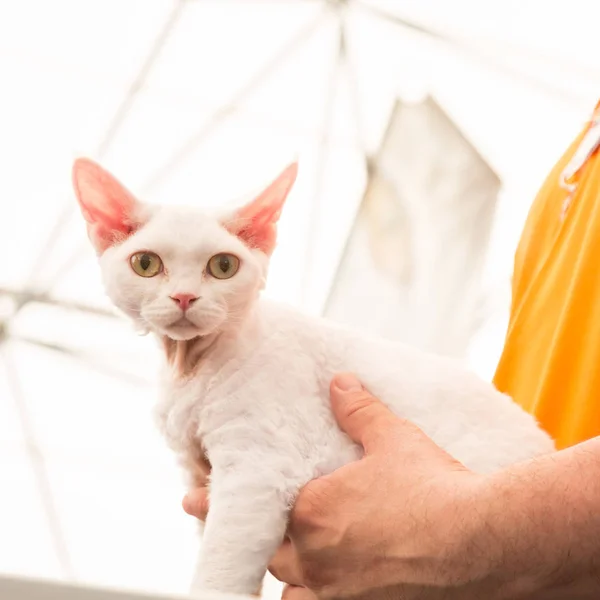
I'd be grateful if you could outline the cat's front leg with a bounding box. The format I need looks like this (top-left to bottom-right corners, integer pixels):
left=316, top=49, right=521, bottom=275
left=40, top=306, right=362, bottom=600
left=189, top=468, right=291, bottom=597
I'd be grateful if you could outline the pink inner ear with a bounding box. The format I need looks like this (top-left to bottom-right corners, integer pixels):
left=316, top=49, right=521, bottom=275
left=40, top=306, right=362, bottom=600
left=229, top=162, right=298, bottom=255
left=72, top=158, right=142, bottom=253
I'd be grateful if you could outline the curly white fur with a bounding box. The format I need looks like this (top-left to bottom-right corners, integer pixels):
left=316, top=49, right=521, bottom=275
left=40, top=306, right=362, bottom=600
left=72, top=158, right=555, bottom=597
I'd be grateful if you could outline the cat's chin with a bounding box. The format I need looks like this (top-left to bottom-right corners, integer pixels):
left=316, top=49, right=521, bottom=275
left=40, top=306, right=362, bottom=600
left=166, top=331, right=201, bottom=341
left=163, top=325, right=203, bottom=341
left=161, top=318, right=218, bottom=341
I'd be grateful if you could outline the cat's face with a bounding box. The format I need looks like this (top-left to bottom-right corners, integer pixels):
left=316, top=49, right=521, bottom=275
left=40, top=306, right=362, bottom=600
left=72, top=159, right=297, bottom=341
left=99, top=207, right=268, bottom=340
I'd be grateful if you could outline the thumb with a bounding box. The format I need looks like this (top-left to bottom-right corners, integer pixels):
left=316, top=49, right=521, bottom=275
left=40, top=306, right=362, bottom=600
left=330, top=373, right=401, bottom=453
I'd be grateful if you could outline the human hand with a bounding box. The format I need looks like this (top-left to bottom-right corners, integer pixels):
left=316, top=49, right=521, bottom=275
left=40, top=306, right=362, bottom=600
left=183, top=374, right=487, bottom=599
left=264, top=373, right=489, bottom=599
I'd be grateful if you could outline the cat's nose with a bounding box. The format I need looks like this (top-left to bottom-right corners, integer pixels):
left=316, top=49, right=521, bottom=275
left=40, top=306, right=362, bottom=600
left=170, top=293, right=198, bottom=311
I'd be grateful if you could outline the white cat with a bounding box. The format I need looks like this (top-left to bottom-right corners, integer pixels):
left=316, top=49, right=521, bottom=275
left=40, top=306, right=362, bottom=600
left=72, top=158, right=555, bottom=597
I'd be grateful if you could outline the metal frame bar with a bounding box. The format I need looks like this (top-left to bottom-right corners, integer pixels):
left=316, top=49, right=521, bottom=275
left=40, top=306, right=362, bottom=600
left=1, top=350, right=74, bottom=579
left=299, top=13, right=344, bottom=307
left=12, top=336, right=149, bottom=387
left=319, top=5, right=374, bottom=314
left=1, top=3, right=189, bottom=580
left=140, top=7, right=329, bottom=194
left=25, top=0, right=189, bottom=293
left=356, top=0, right=593, bottom=106
left=30, top=6, right=329, bottom=301
left=0, top=288, right=117, bottom=320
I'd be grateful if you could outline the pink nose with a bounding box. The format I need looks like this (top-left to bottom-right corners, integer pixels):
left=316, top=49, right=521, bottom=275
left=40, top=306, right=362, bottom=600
left=170, top=293, right=198, bottom=311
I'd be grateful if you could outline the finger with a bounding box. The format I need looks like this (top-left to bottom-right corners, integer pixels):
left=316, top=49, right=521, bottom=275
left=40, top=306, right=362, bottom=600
left=182, top=488, right=209, bottom=521
left=330, top=373, right=402, bottom=453
left=281, top=585, right=318, bottom=600
left=269, top=538, right=304, bottom=586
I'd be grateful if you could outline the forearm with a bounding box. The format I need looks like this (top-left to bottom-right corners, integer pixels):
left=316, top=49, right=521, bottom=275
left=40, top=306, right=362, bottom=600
left=469, top=437, right=600, bottom=598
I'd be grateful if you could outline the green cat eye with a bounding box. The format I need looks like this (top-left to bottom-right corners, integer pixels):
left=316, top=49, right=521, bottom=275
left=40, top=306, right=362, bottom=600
left=130, top=251, right=163, bottom=277
left=207, top=253, right=240, bottom=280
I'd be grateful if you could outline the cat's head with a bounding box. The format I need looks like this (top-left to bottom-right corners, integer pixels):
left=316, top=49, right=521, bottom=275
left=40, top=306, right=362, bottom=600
left=72, top=158, right=297, bottom=341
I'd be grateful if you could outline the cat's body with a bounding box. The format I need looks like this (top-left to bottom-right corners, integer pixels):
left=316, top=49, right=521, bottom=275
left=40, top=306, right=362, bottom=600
left=156, top=298, right=554, bottom=594
left=72, top=159, right=555, bottom=597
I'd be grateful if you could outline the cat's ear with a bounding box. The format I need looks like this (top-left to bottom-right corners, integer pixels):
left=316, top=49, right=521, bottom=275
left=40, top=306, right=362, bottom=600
left=72, top=158, right=144, bottom=254
left=227, top=162, right=298, bottom=255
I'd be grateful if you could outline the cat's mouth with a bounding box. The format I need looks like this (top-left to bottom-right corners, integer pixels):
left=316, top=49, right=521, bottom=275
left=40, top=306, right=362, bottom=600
left=169, top=316, right=197, bottom=331
left=172, top=316, right=193, bottom=327
left=151, top=306, right=227, bottom=341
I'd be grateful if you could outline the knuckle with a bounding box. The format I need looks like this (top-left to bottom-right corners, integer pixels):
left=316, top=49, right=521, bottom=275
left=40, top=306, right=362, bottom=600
left=280, top=585, right=296, bottom=600
left=301, top=561, right=329, bottom=593
left=281, top=585, right=314, bottom=600
left=268, top=551, right=286, bottom=582
left=345, top=393, right=377, bottom=415
left=292, top=479, right=334, bottom=529
left=268, top=562, right=283, bottom=582
left=300, top=564, right=343, bottom=600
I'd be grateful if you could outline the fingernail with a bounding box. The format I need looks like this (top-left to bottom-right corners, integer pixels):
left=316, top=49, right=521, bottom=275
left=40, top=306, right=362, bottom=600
left=182, top=495, right=191, bottom=513
left=334, top=373, right=363, bottom=392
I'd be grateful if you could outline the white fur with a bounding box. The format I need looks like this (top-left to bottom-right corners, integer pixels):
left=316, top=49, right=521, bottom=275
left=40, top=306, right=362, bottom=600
left=96, top=205, right=554, bottom=597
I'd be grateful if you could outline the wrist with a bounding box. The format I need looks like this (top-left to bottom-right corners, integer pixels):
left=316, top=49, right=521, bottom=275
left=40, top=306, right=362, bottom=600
left=434, top=473, right=497, bottom=588
left=381, top=440, right=600, bottom=600
left=416, top=472, right=540, bottom=599
left=383, top=471, right=492, bottom=591
left=406, top=471, right=545, bottom=598
left=459, top=461, right=567, bottom=599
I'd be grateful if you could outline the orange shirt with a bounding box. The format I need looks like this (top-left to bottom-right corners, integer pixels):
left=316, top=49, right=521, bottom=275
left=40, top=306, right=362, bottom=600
left=494, top=102, right=600, bottom=449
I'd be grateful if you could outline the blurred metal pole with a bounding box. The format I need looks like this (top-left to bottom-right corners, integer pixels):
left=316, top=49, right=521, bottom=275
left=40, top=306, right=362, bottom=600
left=36, top=7, right=329, bottom=299
left=141, top=8, right=329, bottom=193
left=357, top=0, right=600, bottom=81
left=320, top=10, right=373, bottom=315
left=1, top=350, right=74, bottom=580
left=299, top=17, right=344, bottom=308
left=25, top=0, right=189, bottom=293
left=13, top=336, right=149, bottom=387
left=0, top=287, right=117, bottom=319
left=355, top=0, right=593, bottom=107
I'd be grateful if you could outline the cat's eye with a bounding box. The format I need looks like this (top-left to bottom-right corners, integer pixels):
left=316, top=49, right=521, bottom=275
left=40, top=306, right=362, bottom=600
left=130, top=252, right=163, bottom=277
left=207, top=253, right=240, bottom=280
